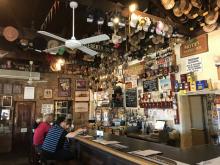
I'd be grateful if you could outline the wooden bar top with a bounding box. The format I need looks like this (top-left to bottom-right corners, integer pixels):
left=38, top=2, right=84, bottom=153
left=73, top=132, right=220, bottom=164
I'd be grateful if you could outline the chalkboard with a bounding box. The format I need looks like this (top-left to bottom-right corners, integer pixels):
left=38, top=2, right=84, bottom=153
left=143, top=79, right=158, bottom=92
left=125, top=88, right=137, bottom=107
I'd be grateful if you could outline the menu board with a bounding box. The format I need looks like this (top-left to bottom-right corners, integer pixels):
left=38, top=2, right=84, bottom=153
left=143, top=79, right=158, bottom=92
left=125, top=88, right=137, bottom=107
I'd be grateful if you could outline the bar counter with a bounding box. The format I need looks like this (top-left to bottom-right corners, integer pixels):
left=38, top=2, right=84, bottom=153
left=72, top=132, right=220, bottom=165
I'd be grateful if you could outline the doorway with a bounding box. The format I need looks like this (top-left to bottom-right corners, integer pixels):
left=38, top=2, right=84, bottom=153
left=188, top=96, right=208, bottom=145
left=12, top=101, right=35, bottom=153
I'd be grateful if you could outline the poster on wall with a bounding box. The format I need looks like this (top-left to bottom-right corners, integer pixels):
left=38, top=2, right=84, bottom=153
left=58, top=78, right=71, bottom=97
left=24, top=87, right=35, bottom=99
left=41, top=104, right=54, bottom=114
left=180, top=34, right=208, bottom=58
left=186, top=56, right=202, bottom=73
left=75, top=80, right=87, bottom=90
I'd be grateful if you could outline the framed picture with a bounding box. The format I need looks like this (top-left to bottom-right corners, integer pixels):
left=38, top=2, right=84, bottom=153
left=75, top=102, right=88, bottom=112
left=2, top=96, right=12, bottom=107
left=75, top=91, right=90, bottom=101
left=0, top=109, right=10, bottom=120
left=13, top=84, right=22, bottom=94
left=24, top=87, right=35, bottom=99
left=44, top=89, right=53, bottom=99
left=3, top=83, right=12, bottom=94
left=75, top=80, right=87, bottom=91
left=58, top=78, right=71, bottom=97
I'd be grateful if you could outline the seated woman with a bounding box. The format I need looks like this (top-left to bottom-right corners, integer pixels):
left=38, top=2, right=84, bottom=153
left=41, top=115, right=85, bottom=161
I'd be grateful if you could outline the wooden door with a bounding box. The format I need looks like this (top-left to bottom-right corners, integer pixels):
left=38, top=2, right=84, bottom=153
left=12, top=101, right=35, bottom=153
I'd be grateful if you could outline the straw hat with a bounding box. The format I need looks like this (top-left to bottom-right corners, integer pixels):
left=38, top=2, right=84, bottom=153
left=217, top=0, right=220, bottom=8
left=181, top=1, right=192, bottom=15
left=3, top=26, right=19, bottom=42
left=161, top=0, right=175, bottom=10
left=205, top=11, right=219, bottom=25
left=186, top=7, right=199, bottom=19
left=191, top=0, right=202, bottom=8
left=173, top=1, right=183, bottom=17
left=203, top=22, right=217, bottom=33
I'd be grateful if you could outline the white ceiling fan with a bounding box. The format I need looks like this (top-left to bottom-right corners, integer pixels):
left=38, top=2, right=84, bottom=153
left=38, top=1, right=110, bottom=56
left=27, top=61, right=47, bottom=85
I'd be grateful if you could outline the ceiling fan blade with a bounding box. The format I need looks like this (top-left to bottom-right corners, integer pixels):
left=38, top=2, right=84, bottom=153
left=43, top=45, right=65, bottom=53
left=79, top=34, right=110, bottom=45
left=37, top=31, right=67, bottom=42
left=77, top=46, right=98, bottom=56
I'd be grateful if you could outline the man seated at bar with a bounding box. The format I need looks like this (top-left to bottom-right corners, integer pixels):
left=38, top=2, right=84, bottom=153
left=33, top=113, right=53, bottom=152
left=41, top=115, right=86, bottom=161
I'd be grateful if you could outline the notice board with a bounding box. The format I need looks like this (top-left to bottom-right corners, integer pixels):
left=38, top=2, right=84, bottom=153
left=125, top=88, right=137, bottom=107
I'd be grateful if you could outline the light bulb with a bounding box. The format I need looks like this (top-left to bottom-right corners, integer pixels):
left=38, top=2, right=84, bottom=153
left=129, top=3, right=137, bottom=13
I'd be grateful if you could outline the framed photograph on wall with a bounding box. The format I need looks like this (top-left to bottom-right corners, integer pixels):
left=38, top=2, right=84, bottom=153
left=75, top=102, right=88, bottom=112
left=44, top=89, right=53, bottom=99
left=75, top=80, right=87, bottom=90
left=3, top=83, right=12, bottom=94
left=13, top=84, right=22, bottom=94
left=58, top=78, right=71, bottom=97
left=75, top=91, right=90, bottom=101
left=2, top=96, right=12, bottom=107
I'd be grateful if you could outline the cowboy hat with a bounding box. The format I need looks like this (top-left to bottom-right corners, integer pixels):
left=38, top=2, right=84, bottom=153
left=3, top=26, right=19, bottom=42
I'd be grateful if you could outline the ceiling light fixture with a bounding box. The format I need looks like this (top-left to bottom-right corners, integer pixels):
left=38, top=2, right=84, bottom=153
left=113, top=17, right=120, bottom=24
left=129, top=3, right=137, bottom=13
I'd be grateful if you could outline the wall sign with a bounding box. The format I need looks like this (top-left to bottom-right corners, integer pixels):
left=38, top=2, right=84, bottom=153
left=125, top=88, right=137, bottom=107
left=186, top=56, right=202, bottom=73
left=180, top=34, right=208, bottom=58
left=124, top=62, right=145, bottom=76
left=143, top=79, right=158, bottom=92
left=41, top=104, right=54, bottom=114
left=75, top=102, right=89, bottom=112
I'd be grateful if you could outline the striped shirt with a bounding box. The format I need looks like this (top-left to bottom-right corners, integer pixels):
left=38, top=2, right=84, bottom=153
left=42, top=124, right=70, bottom=153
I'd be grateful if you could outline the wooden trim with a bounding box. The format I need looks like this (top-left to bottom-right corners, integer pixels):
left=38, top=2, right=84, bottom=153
left=74, top=136, right=157, bottom=165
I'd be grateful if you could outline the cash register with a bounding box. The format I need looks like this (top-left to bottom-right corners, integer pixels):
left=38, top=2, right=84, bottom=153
left=150, top=120, right=166, bottom=140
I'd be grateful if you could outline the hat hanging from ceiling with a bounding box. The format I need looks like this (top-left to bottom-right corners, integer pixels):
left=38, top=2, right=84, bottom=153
left=33, top=37, right=47, bottom=50
left=47, top=40, right=59, bottom=54
left=205, top=10, right=219, bottom=25
left=161, top=0, right=175, bottom=10
left=173, top=1, right=183, bottom=17
left=191, top=0, right=202, bottom=8
left=3, top=26, right=19, bottom=42
left=203, top=22, right=217, bottom=33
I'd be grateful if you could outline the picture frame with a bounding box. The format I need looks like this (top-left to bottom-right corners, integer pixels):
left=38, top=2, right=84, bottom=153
left=58, top=78, right=71, bottom=97
left=75, top=102, right=88, bottom=112
left=2, top=96, right=12, bottom=107
left=13, top=84, right=22, bottom=94
left=75, top=91, right=90, bottom=101
left=75, top=80, right=87, bottom=91
left=3, top=83, right=12, bottom=94
left=44, top=89, right=53, bottom=99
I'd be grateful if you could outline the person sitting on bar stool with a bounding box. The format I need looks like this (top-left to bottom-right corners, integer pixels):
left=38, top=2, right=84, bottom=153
left=33, top=113, right=53, bottom=152
left=41, top=115, right=86, bottom=162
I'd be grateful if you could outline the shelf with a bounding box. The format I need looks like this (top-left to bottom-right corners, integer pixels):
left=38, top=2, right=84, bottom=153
left=179, top=89, right=220, bottom=96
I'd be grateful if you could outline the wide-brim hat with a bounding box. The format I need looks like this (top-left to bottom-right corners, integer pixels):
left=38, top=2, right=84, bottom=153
left=162, top=0, right=175, bottom=10
left=173, top=1, right=183, bottom=17
left=191, top=0, right=202, bottom=8
left=186, top=7, right=199, bottom=19
left=205, top=11, right=219, bottom=25
left=203, top=22, right=217, bottom=33
left=3, top=26, right=19, bottom=42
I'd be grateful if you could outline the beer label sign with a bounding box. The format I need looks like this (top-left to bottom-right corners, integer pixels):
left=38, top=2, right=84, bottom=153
left=180, top=34, right=208, bottom=58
